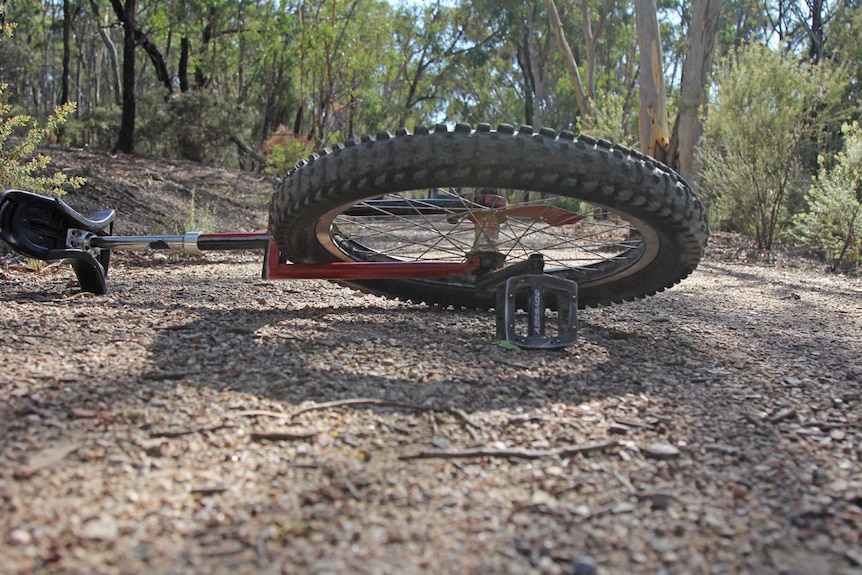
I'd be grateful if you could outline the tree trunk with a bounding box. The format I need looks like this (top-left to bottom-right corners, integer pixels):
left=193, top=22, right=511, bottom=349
left=179, top=37, right=191, bottom=92
left=581, top=0, right=612, bottom=102
left=634, top=0, right=670, bottom=162
left=809, top=0, right=823, bottom=63
left=110, top=0, right=136, bottom=154
left=61, top=0, right=71, bottom=105
left=668, top=0, right=722, bottom=180
left=515, top=38, right=536, bottom=126
left=89, top=0, right=121, bottom=107
left=544, top=0, right=591, bottom=120
left=137, top=32, right=172, bottom=93
left=525, top=9, right=545, bottom=127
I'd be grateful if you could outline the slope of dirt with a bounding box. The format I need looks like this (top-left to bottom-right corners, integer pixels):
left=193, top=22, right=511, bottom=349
left=33, top=145, right=276, bottom=235
left=1, top=147, right=861, bottom=575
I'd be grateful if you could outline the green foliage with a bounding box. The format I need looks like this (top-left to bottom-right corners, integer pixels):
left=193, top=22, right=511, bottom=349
left=697, top=43, right=852, bottom=251
left=1, top=3, right=83, bottom=196
left=582, top=92, right=638, bottom=147
left=262, top=133, right=314, bottom=176
left=136, top=90, right=249, bottom=164
left=61, top=107, right=122, bottom=150
left=791, top=122, right=862, bottom=269
left=828, top=2, right=862, bottom=116
left=183, top=191, right=218, bottom=233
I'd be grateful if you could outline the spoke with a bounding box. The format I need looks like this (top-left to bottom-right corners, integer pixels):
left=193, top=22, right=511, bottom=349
left=342, top=222, right=471, bottom=259
left=327, top=189, right=648, bottom=282
left=497, top=216, right=627, bottom=252
left=352, top=194, right=476, bottom=255
left=336, top=218, right=471, bottom=260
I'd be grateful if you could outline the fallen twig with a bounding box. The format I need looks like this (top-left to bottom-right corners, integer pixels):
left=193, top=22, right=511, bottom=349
left=150, top=422, right=230, bottom=438
left=250, top=430, right=318, bottom=442
left=400, top=440, right=618, bottom=461
left=401, top=446, right=555, bottom=460
left=557, top=441, right=620, bottom=458
left=766, top=408, right=797, bottom=424
left=228, top=409, right=291, bottom=419
left=452, top=408, right=483, bottom=442
left=452, top=408, right=482, bottom=429
left=142, top=371, right=198, bottom=381
left=289, top=398, right=431, bottom=419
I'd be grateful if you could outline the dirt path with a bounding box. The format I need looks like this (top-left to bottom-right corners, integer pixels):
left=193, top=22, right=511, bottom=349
left=1, top=148, right=861, bottom=574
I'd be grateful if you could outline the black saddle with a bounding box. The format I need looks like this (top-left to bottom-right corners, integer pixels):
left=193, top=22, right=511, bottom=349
left=0, top=189, right=115, bottom=293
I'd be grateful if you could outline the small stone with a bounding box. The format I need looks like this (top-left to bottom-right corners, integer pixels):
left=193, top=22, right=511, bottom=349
left=642, top=443, right=680, bottom=460
left=386, top=524, right=409, bottom=544
left=650, top=537, right=680, bottom=553
left=9, top=529, right=32, bottom=546
left=531, top=489, right=558, bottom=509
left=79, top=515, right=118, bottom=541
left=431, top=435, right=451, bottom=448
left=573, top=556, right=597, bottom=575
left=608, top=423, right=630, bottom=435
left=651, top=492, right=674, bottom=511
left=612, top=501, right=636, bottom=514
left=731, top=484, right=749, bottom=499
left=544, top=465, right=565, bottom=477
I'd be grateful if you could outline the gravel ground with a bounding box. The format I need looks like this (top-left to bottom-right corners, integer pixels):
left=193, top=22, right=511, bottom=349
left=1, top=150, right=861, bottom=575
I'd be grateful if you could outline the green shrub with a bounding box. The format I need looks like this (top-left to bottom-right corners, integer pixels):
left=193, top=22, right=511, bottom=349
left=0, top=8, right=83, bottom=196
left=697, top=43, right=851, bottom=252
left=262, top=127, right=314, bottom=176
left=61, top=107, right=122, bottom=150
left=136, top=89, right=251, bottom=165
left=792, top=122, right=862, bottom=270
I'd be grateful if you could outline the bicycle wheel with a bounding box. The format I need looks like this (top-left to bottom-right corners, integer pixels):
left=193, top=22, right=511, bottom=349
left=269, top=124, right=709, bottom=309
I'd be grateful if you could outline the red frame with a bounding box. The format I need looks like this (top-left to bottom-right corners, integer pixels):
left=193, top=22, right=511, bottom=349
left=232, top=232, right=483, bottom=280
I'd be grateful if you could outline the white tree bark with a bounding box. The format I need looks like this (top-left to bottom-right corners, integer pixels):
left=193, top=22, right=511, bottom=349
left=634, top=0, right=670, bottom=161
left=671, top=0, right=722, bottom=180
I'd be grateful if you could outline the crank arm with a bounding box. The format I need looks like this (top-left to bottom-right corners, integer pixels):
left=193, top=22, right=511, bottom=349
left=473, top=253, right=546, bottom=293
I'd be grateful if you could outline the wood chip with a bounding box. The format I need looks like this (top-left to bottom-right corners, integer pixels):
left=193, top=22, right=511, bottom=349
left=14, top=442, right=81, bottom=479
left=766, top=408, right=797, bottom=424
left=642, top=443, right=681, bottom=460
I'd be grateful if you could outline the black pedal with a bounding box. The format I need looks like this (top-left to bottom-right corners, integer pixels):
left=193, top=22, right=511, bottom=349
left=0, top=190, right=115, bottom=294
left=496, top=274, right=578, bottom=349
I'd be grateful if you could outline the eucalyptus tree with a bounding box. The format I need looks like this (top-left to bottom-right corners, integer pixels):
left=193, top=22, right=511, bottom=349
left=465, top=0, right=556, bottom=127
left=384, top=1, right=495, bottom=126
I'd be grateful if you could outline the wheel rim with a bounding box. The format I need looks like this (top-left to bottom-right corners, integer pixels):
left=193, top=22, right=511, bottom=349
left=313, top=187, right=661, bottom=288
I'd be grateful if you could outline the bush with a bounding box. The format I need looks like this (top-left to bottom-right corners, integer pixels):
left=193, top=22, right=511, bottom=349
left=0, top=13, right=83, bottom=196
left=792, top=122, right=862, bottom=270
left=697, top=43, right=851, bottom=252
left=136, top=89, right=251, bottom=165
left=61, top=106, right=122, bottom=150
left=261, top=125, right=314, bottom=175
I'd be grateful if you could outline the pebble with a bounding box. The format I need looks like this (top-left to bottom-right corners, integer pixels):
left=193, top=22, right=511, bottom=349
left=79, top=515, right=119, bottom=541
left=642, top=443, right=680, bottom=460
left=573, top=556, right=597, bottom=575
left=650, top=492, right=674, bottom=511
left=8, top=529, right=31, bottom=546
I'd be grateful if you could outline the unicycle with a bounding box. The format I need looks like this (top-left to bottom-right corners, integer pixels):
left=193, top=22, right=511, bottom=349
left=0, top=124, right=709, bottom=349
